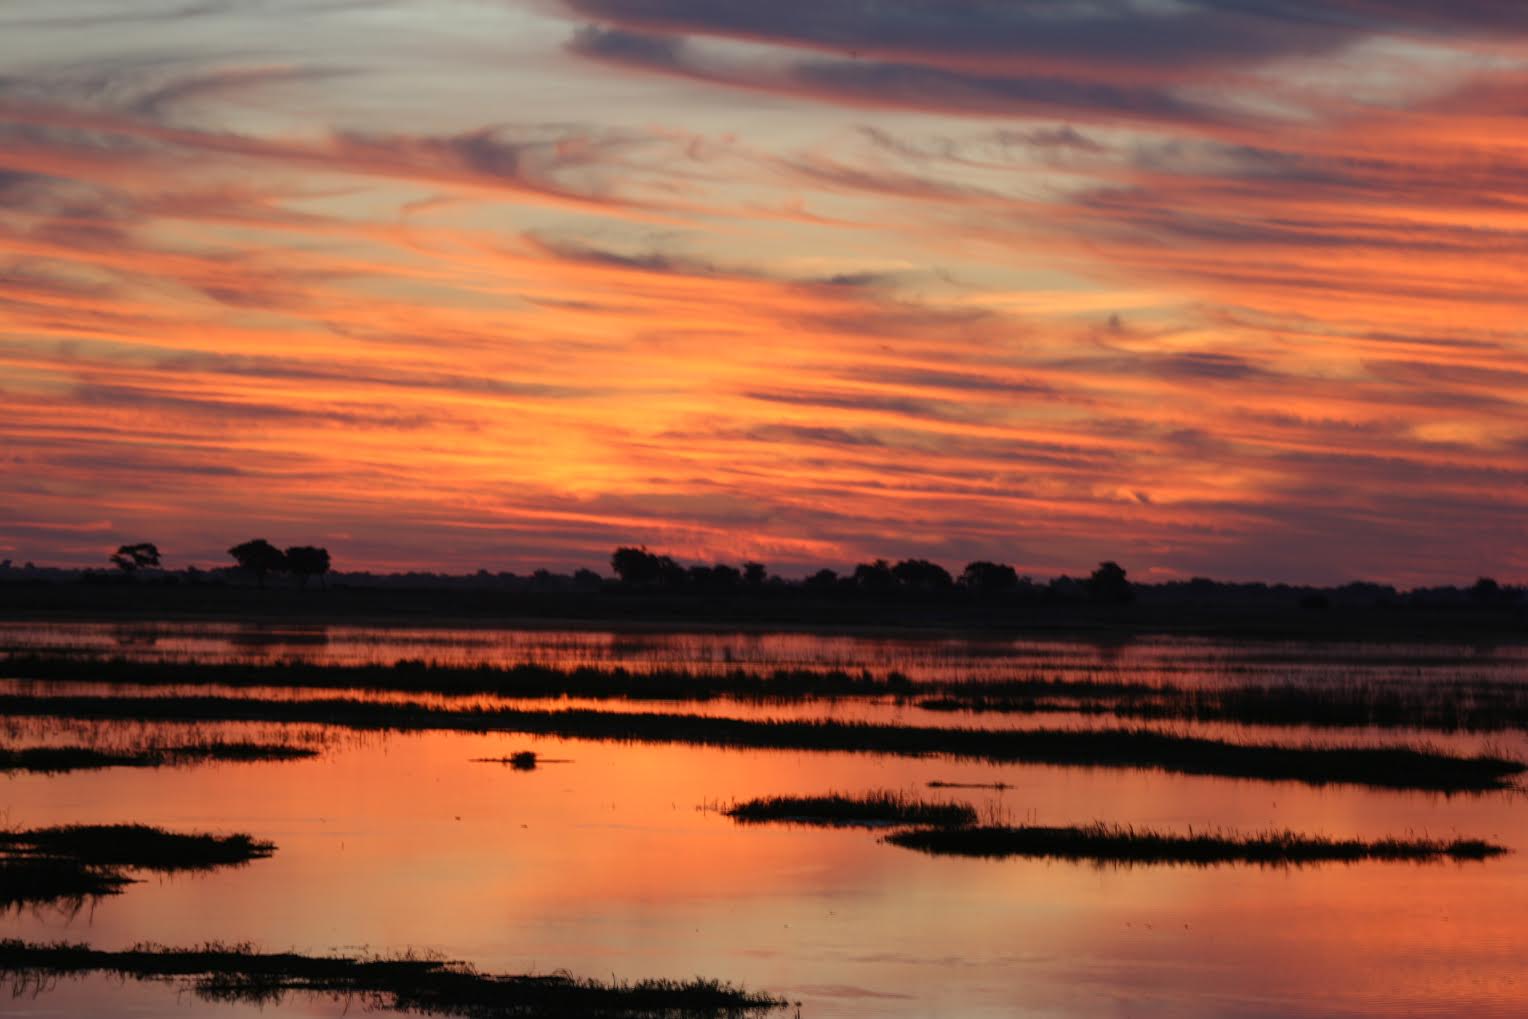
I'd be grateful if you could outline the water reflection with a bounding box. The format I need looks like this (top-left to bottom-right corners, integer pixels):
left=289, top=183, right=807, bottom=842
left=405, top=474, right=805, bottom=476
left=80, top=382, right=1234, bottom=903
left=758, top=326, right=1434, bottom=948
left=1, top=721, right=1525, bottom=1017
left=5, top=622, right=1526, bottom=688
left=3, top=625, right=1528, bottom=1017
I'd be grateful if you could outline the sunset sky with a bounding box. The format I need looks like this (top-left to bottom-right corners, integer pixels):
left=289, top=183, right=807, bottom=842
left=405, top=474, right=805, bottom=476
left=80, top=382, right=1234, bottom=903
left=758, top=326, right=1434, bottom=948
left=2, top=1, right=1525, bottom=583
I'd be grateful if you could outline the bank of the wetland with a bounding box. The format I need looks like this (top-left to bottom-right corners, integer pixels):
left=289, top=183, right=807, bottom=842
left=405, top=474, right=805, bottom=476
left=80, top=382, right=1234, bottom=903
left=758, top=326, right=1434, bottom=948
left=0, top=940, right=787, bottom=1017
left=0, top=691, right=1519, bottom=792
left=0, top=825, right=274, bottom=909
left=724, top=791, right=977, bottom=828
left=884, top=822, right=1507, bottom=865
left=0, top=741, right=316, bottom=774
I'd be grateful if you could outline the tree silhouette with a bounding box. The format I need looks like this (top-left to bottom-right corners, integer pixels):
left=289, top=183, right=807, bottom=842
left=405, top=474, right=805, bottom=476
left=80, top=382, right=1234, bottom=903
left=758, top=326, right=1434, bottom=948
left=109, top=543, right=161, bottom=574
left=1087, top=561, right=1134, bottom=603
left=228, top=539, right=287, bottom=588
left=1471, top=577, right=1502, bottom=605
left=961, top=561, right=1018, bottom=595
left=892, top=559, right=953, bottom=591
left=611, top=546, right=681, bottom=586
left=688, top=564, right=741, bottom=592
left=284, top=546, right=331, bottom=589
left=743, top=561, right=768, bottom=587
left=853, top=559, right=896, bottom=594
left=804, top=568, right=839, bottom=594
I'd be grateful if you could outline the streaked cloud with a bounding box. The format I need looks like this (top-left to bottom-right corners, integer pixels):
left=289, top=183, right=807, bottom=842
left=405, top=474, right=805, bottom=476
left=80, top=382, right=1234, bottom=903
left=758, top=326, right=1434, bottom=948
left=0, top=0, right=1523, bottom=582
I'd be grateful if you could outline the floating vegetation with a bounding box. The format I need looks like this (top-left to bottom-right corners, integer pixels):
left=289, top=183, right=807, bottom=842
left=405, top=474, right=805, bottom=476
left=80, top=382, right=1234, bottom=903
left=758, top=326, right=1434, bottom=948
left=469, top=751, right=570, bottom=770
left=884, top=823, right=1507, bottom=866
left=0, top=825, right=275, bottom=910
left=724, top=791, right=978, bottom=828
left=0, top=692, right=1519, bottom=792
left=0, top=940, right=788, bottom=1017
left=0, top=742, right=316, bottom=774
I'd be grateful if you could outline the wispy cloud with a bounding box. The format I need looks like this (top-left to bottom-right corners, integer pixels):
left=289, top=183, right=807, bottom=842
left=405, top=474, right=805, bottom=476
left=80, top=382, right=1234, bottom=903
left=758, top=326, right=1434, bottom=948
left=0, top=0, right=1523, bottom=581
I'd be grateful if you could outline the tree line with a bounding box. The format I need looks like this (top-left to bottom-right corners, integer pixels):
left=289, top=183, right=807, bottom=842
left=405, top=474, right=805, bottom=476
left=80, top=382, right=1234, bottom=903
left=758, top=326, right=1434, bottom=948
left=88, top=541, right=1519, bottom=610
left=107, top=540, right=332, bottom=589
left=608, top=546, right=1135, bottom=603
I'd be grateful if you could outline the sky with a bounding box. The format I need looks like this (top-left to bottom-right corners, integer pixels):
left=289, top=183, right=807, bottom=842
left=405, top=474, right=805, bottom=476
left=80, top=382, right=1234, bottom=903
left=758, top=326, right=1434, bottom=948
left=1, top=0, right=1525, bottom=584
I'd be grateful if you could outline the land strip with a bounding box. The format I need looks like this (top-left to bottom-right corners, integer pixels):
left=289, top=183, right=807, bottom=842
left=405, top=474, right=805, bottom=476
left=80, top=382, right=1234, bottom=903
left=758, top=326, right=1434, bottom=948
left=0, top=940, right=786, bottom=1017
left=0, top=742, right=315, bottom=774
left=724, top=792, right=977, bottom=828
left=0, top=825, right=274, bottom=909
left=884, top=823, right=1506, bottom=865
left=0, top=692, right=1517, bottom=792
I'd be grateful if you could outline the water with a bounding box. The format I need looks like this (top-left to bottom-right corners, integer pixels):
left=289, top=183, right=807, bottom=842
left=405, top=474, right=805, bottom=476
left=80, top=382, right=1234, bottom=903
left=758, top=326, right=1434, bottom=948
left=5, top=621, right=1526, bottom=685
left=2, top=623, right=1526, bottom=1017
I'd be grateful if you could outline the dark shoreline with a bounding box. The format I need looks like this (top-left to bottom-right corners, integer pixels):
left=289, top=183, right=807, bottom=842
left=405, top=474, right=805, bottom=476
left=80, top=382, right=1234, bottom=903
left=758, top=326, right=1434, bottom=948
left=2, top=582, right=1525, bottom=642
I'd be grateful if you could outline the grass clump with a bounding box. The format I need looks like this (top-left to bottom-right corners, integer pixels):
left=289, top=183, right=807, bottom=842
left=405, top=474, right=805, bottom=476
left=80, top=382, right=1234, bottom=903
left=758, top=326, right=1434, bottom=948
left=0, top=742, right=315, bottom=774
left=0, top=691, right=1519, bottom=792
left=0, top=825, right=274, bottom=910
left=885, top=822, right=1507, bottom=866
left=724, top=791, right=977, bottom=828
left=0, top=940, right=788, bottom=1017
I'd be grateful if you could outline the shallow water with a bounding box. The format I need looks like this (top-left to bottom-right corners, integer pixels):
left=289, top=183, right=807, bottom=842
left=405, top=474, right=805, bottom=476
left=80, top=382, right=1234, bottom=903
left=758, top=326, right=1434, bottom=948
left=5, top=620, right=1527, bottom=686
left=2, top=625, right=1527, bottom=1017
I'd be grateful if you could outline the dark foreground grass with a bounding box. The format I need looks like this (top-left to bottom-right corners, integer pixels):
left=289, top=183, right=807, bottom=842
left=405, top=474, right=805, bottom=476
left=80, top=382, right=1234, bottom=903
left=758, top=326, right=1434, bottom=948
left=0, top=825, right=274, bottom=910
left=0, top=742, right=316, bottom=774
left=725, top=792, right=978, bottom=828
left=0, top=940, right=787, bottom=1017
left=0, top=691, right=1518, bottom=792
left=885, top=823, right=1507, bottom=865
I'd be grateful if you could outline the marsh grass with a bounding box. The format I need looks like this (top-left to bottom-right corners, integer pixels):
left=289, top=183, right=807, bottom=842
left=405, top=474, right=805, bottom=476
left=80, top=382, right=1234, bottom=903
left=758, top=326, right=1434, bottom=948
left=0, top=691, right=1518, bottom=792
left=0, top=742, right=316, bottom=774
left=920, top=678, right=1528, bottom=733
left=0, top=940, right=787, bottom=1017
left=724, top=791, right=978, bottom=828
left=0, top=653, right=913, bottom=701
left=884, top=822, right=1507, bottom=865
left=0, top=825, right=274, bottom=910
left=11, top=652, right=1528, bottom=734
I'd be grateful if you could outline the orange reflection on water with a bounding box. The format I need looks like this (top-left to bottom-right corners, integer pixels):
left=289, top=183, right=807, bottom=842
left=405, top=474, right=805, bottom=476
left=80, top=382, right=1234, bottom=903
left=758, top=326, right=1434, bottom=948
left=3, top=719, right=1527, bottom=1018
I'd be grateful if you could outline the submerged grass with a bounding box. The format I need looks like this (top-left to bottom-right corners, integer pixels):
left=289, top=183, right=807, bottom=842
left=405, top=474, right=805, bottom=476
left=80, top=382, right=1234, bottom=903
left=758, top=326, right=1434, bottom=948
left=0, top=691, right=1518, bottom=792
left=0, top=940, right=787, bottom=1017
left=0, top=825, right=274, bottom=910
left=884, top=822, right=1507, bottom=865
left=724, top=791, right=978, bottom=828
left=0, top=742, right=316, bottom=774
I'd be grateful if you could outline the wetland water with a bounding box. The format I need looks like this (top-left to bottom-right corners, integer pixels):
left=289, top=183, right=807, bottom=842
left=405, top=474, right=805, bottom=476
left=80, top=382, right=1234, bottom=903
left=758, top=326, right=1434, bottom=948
left=2, top=623, right=1527, bottom=1017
